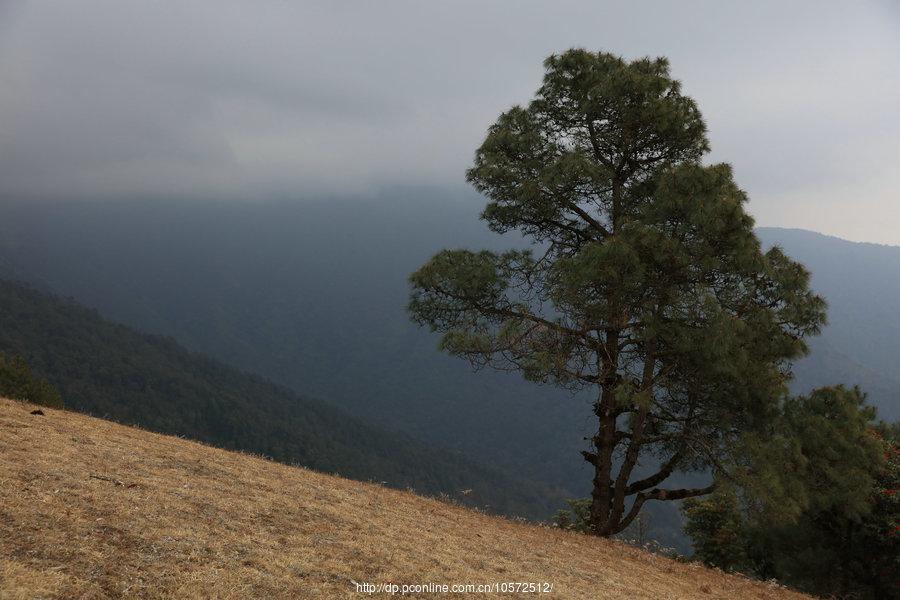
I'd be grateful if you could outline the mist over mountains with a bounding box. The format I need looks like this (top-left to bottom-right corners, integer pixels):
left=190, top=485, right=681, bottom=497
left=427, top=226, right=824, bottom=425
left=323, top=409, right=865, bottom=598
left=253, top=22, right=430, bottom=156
left=0, top=192, right=896, bottom=503
left=755, top=228, right=900, bottom=417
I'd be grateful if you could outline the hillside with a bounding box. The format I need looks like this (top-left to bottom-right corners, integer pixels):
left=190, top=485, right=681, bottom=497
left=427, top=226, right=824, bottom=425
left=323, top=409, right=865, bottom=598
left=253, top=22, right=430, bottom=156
left=0, top=397, right=811, bottom=600
left=0, top=279, right=565, bottom=520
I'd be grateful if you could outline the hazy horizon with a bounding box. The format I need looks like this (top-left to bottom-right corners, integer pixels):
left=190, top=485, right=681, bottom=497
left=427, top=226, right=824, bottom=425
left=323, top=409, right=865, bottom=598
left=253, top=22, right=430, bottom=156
left=1, top=1, right=898, bottom=244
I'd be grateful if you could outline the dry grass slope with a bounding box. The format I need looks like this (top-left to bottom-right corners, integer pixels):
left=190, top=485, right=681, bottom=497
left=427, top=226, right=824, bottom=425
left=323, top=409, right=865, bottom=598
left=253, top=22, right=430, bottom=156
left=0, top=398, right=811, bottom=599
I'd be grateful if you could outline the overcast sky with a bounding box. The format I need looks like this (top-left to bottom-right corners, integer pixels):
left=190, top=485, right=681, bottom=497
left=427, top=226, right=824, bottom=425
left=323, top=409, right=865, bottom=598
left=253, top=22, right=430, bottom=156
left=1, top=1, right=898, bottom=243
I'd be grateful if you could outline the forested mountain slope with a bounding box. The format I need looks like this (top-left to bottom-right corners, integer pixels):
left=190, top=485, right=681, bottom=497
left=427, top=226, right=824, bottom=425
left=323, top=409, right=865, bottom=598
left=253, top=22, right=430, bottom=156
left=0, top=278, right=565, bottom=519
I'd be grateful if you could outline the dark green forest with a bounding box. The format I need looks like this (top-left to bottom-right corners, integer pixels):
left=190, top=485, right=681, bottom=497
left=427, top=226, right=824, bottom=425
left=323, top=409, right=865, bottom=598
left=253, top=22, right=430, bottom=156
left=0, top=278, right=566, bottom=519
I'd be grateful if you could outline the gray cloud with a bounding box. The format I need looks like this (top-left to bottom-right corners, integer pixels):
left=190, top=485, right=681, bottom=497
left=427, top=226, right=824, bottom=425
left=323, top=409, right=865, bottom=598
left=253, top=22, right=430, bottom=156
left=1, top=0, right=898, bottom=242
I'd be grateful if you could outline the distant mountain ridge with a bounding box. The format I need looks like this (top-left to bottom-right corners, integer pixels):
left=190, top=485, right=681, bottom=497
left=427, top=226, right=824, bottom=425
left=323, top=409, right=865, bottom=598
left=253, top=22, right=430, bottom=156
left=756, top=227, right=900, bottom=420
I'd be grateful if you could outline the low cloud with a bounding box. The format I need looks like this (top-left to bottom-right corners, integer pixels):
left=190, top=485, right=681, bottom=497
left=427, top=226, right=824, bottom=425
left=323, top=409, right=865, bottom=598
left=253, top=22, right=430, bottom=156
left=1, top=1, right=898, bottom=241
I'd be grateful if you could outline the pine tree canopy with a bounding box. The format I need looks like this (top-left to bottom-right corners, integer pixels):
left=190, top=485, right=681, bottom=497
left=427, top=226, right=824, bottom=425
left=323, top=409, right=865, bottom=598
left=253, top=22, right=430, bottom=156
left=683, top=386, right=895, bottom=598
left=408, top=49, right=826, bottom=536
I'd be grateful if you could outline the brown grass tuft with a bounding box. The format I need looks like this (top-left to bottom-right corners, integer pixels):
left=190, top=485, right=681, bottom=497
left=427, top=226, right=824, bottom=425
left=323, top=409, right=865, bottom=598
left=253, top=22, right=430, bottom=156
left=0, top=398, right=812, bottom=599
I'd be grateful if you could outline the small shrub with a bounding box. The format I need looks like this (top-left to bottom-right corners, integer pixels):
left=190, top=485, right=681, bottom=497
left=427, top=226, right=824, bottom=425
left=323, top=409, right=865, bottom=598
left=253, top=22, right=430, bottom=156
left=682, top=490, right=749, bottom=573
left=553, top=498, right=592, bottom=533
left=0, top=353, right=63, bottom=408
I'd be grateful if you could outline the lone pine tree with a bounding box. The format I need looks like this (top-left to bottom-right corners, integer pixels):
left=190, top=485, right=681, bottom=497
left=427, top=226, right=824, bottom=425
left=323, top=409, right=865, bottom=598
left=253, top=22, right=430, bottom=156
left=408, top=50, right=826, bottom=536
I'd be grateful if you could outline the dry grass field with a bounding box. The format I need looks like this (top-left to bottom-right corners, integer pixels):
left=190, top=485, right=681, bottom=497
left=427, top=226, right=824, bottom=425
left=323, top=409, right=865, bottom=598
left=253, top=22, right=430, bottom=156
left=0, top=397, right=812, bottom=599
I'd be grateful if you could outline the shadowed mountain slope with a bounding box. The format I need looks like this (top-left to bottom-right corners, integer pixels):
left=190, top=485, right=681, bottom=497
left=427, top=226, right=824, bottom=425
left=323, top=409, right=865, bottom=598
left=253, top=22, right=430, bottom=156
left=0, top=278, right=566, bottom=519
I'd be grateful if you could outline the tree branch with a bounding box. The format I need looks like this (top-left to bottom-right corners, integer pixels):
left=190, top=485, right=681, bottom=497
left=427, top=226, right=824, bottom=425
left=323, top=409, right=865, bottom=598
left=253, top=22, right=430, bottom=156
left=625, top=429, right=692, bottom=495
left=433, top=288, right=596, bottom=346
left=614, top=483, right=716, bottom=534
